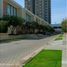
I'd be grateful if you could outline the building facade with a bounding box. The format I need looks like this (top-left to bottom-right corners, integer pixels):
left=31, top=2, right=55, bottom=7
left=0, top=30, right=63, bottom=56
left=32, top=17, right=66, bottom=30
left=0, top=0, right=3, bottom=17
left=25, top=0, right=35, bottom=14
left=0, top=0, right=50, bottom=26
left=25, top=0, right=51, bottom=24
left=0, top=0, right=22, bottom=17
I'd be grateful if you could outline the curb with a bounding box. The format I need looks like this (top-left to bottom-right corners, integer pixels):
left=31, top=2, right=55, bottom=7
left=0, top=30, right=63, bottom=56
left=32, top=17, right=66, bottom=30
left=19, top=46, right=45, bottom=67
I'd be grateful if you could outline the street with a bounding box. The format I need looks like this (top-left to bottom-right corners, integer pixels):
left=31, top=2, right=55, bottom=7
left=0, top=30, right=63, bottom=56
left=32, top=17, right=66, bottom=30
left=0, top=35, right=55, bottom=66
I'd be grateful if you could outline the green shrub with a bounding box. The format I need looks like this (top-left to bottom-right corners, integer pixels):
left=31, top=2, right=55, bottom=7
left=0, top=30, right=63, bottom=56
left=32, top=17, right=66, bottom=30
left=1, top=16, right=25, bottom=26
left=61, top=19, right=67, bottom=32
left=10, top=16, right=25, bottom=26
left=1, top=15, right=10, bottom=21
left=0, top=21, right=8, bottom=33
left=42, top=25, right=54, bottom=33
left=0, top=16, right=54, bottom=34
left=0, top=16, right=25, bottom=34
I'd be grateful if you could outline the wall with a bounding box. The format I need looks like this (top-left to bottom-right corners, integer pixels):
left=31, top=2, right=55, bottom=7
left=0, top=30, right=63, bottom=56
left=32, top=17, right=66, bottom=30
left=7, top=0, right=22, bottom=17
left=3, top=0, right=8, bottom=16
left=0, top=0, right=3, bottom=17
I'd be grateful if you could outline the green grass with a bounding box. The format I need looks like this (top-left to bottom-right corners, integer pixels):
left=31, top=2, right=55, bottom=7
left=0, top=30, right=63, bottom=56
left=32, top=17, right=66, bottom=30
left=24, top=50, right=62, bottom=67
left=55, top=34, right=63, bottom=40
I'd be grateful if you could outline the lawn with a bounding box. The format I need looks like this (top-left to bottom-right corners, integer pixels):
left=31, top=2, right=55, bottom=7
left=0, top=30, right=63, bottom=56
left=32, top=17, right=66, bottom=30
left=24, top=50, right=62, bottom=67
left=55, top=34, right=63, bottom=40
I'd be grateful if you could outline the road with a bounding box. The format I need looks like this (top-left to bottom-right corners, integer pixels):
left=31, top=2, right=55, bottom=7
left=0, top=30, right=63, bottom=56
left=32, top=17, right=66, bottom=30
left=0, top=35, right=55, bottom=66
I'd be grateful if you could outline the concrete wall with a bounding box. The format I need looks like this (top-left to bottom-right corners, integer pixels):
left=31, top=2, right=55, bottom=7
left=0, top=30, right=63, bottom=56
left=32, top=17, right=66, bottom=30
left=0, top=0, right=3, bottom=17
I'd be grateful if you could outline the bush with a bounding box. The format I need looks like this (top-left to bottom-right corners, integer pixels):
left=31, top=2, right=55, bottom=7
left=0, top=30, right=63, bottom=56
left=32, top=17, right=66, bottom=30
left=61, top=19, right=67, bottom=32
left=9, top=16, right=25, bottom=26
left=47, top=25, right=55, bottom=32
left=0, top=21, right=8, bottom=33
left=1, top=15, right=10, bottom=21
left=0, top=16, right=55, bottom=34
left=1, top=16, right=25, bottom=26
left=0, top=16, right=25, bottom=34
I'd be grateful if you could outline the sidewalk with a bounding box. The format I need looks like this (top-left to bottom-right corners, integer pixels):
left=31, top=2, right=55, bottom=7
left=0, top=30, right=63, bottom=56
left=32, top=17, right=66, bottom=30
left=0, top=34, right=56, bottom=67
left=0, top=33, right=49, bottom=41
left=0, top=34, right=66, bottom=67
left=44, top=33, right=67, bottom=67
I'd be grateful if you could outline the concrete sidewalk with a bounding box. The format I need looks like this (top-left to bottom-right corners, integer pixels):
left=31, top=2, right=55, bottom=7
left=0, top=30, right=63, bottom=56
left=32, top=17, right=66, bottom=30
left=0, top=34, right=66, bottom=67
left=0, top=33, right=49, bottom=41
left=0, top=35, right=56, bottom=67
left=44, top=33, right=67, bottom=67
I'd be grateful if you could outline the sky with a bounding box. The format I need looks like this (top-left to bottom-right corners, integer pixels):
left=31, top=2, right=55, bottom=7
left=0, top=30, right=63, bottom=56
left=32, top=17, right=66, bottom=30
left=15, top=0, right=66, bottom=24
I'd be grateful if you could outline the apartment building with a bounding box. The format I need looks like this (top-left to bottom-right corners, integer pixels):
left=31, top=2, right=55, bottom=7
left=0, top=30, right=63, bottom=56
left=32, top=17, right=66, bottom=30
left=25, top=0, right=35, bottom=14
left=25, top=0, right=51, bottom=24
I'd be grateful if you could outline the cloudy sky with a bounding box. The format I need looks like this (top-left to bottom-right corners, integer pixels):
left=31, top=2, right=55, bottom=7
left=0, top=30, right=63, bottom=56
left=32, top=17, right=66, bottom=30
left=15, top=0, right=66, bottom=24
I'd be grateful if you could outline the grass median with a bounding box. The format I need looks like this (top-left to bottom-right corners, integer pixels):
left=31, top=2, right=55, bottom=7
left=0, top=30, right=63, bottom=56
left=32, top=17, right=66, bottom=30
left=24, top=50, right=62, bottom=67
left=55, top=34, right=63, bottom=40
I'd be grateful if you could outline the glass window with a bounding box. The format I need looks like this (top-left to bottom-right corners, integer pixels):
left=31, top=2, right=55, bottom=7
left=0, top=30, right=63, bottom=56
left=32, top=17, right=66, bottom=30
left=14, top=8, right=17, bottom=16
left=11, top=6, right=14, bottom=16
left=26, top=14, right=31, bottom=22
left=7, top=4, right=17, bottom=16
left=7, top=4, right=11, bottom=15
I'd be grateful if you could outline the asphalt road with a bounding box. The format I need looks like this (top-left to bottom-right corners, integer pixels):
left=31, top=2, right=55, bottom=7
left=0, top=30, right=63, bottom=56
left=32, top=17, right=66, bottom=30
left=0, top=36, right=55, bottom=66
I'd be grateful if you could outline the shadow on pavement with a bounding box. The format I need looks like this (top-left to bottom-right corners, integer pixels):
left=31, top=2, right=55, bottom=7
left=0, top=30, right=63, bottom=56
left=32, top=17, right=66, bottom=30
left=0, top=34, right=55, bottom=43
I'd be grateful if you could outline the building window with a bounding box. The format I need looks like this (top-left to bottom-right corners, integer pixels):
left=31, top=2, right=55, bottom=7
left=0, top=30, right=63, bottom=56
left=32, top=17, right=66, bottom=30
left=11, top=6, right=14, bottom=16
left=7, top=4, right=11, bottom=15
left=14, top=8, right=17, bottom=16
left=26, top=13, right=31, bottom=22
left=7, top=4, right=17, bottom=16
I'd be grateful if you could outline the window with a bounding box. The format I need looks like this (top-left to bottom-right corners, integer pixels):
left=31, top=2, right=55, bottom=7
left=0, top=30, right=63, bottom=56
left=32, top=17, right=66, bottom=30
left=11, top=6, right=14, bottom=16
left=7, top=4, right=11, bottom=15
left=14, top=8, right=17, bottom=16
left=7, top=4, right=17, bottom=16
left=26, top=13, right=31, bottom=22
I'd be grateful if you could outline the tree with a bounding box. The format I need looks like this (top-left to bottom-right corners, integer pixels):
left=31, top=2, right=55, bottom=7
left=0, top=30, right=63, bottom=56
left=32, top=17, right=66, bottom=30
left=30, top=21, right=39, bottom=33
left=0, top=16, right=25, bottom=34
left=0, top=21, right=8, bottom=33
left=1, top=16, right=25, bottom=26
left=8, top=16, right=25, bottom=26
left=61, top=19, right=67, bottom=32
